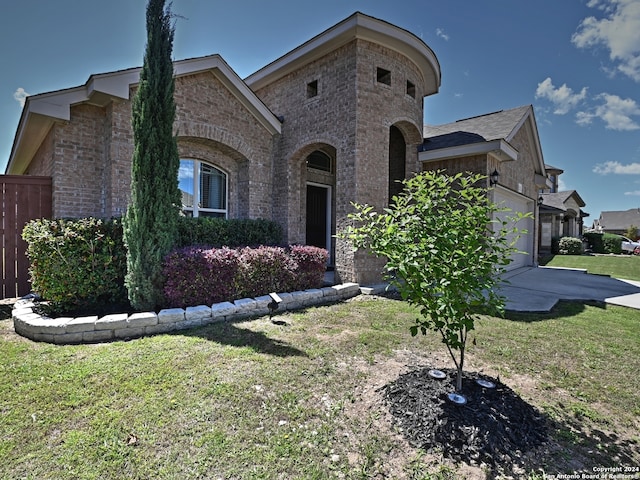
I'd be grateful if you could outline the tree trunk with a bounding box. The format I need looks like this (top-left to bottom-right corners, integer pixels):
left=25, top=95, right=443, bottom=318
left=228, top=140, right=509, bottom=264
left=456, top=341, right=465, bottom=392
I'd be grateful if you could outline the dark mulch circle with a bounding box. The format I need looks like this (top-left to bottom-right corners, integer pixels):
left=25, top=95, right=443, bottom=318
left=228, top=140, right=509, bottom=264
left=380, top=367, right=548, bottom=469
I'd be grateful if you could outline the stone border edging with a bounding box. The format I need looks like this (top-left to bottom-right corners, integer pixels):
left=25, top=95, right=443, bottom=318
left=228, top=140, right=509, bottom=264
left=12, top=283, right=362, bottom=344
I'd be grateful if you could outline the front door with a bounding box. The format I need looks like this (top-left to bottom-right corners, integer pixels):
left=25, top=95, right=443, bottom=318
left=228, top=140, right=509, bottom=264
left=306, top=184, right=329, bottom=250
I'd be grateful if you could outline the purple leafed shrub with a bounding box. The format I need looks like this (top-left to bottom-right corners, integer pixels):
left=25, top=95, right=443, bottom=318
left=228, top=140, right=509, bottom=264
left=288, top=245, right=329, bottom=291
left=237, top=246, right=297, bottom=298
left=163, top=246, right=241, bottom=308
left=162, top=244, right=328, bottom=308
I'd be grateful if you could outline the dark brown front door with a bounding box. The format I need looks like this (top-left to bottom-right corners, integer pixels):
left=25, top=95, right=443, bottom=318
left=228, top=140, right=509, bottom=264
left=306, top=184, right=328, bottom=249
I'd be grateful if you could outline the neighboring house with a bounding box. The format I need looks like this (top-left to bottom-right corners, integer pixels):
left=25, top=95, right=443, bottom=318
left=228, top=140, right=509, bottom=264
left=538, top=190, right=588, bottom=253
left=593, top=209, right=640, bottom=236
left=420, top=106, right=547, bottom=269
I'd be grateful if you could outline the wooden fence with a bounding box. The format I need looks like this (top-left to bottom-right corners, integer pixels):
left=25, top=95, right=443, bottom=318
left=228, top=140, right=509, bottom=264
left=1, top=176, right=52, bottom=298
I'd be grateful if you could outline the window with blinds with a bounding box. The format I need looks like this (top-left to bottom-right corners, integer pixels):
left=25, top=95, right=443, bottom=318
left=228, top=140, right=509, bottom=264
left=179, top=159, right=227, bottom=218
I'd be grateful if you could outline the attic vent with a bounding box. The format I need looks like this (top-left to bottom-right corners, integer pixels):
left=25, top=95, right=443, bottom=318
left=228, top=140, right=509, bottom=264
left=377, top=67, right=391, bottom=86
left=406, top=80, right=415, bottom=98
left=307, top=80, right=318, bottom=98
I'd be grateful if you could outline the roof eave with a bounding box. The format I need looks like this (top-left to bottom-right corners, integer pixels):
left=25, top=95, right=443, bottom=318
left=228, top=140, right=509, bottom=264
left=6, top=54, right=282, bottom=175
left=245, top=12, right=441, bottom=96
left=418, top=139, right=517, bottom=163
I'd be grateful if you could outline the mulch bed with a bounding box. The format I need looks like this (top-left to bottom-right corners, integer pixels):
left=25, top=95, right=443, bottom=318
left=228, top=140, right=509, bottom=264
left=380, top=367, right=548, bottom=470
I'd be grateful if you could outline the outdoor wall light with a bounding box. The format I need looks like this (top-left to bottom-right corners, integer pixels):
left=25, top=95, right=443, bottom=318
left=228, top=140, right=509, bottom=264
left=489, top=169, right=500, bottom=186
left=538, top=196, right=544, bottom=207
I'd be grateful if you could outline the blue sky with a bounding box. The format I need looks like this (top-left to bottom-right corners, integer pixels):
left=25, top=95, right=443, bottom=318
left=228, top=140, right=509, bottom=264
left=2, top=0, right=639, bottom=224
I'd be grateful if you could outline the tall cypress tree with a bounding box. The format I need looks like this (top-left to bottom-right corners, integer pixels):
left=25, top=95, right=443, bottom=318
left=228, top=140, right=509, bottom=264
left=124, top=0, right=181, bottom=311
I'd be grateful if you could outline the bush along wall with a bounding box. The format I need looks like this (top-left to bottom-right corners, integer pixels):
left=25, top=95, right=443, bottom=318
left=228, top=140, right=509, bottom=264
left=558, top=236, right=583, bottom=255
left=584, top=232, right=623, bottom=254
left=603, top=233, right=622, bottom=254
left=175, top=217, right=283, bottom=248
left=22, top=218, right=128, bottom=313
left=163, top=245, right=329, bottom=308
left=22, top=216, right=304, bottom=314
left=583, top=232, right=604, bottom=253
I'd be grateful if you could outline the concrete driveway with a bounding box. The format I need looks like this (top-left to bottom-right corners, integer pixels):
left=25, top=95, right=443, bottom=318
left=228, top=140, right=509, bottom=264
left=498, top=266, right=640, bottom=312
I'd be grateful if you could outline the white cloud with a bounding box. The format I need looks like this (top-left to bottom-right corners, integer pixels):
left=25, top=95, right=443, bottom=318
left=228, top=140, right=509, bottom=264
left=593, top=160, right=640, bottom=174
left=625, top=190, right=640, bottom=196
left=178, top=163, right=194, bottom=181
left=557, top=176, right=568, bottom=191
left=535, top=77, right=587, bottom=114
left=577, top=93, right=640, bottom=130
left=436, top=28, right=449, bottom=41
left=13, top=87, right=30, bottom=108
left=572, top=0, right=640, bottom=82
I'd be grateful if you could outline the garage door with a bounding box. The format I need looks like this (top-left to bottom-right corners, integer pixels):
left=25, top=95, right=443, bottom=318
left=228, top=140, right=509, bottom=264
left=493, top=189, right=534, bottom=270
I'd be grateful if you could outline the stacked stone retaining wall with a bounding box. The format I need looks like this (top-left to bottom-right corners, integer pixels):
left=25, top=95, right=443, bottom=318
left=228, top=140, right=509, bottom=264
left=12, top=283, right=362, bottom=345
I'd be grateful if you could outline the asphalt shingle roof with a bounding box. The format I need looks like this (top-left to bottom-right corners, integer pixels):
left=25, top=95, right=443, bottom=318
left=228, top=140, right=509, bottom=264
left=422, top=105, right=531, bottom=151
left=599, top=209, right=640, bottom=230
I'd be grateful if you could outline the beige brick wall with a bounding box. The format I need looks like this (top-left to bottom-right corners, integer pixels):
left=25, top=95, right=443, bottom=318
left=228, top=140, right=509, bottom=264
left=38, top=72, right=278, bottom=220
left=31, top=38, right=430, bottom=285
left=254, top=39, right=426, bottom=284
left=52, top=104, right=108, bottom=218
left=498, top=128, right=538, bottom=199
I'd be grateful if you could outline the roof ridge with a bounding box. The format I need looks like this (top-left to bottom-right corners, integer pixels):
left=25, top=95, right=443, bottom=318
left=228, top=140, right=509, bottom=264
left=455, top=110, right=504, bottom=123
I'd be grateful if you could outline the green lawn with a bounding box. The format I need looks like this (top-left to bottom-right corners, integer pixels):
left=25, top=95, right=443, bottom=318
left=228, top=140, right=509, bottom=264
left=541, top=253, right=640, bottom=282
left=1, top=296, right=639, bottom=479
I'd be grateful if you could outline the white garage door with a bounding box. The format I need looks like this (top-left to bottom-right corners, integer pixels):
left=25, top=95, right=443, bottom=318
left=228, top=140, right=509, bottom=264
left=493, top=189, right=534, bottom=270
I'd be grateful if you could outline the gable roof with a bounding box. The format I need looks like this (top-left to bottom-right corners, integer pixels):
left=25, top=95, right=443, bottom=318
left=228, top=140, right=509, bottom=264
left=6, top=55, right=282, bottom=175
left=540, top=191, right=586, bottom=212
left=245, top=11, right=441, bottom=96
left=544, top=163, right=564, bottom=174
left=598, top=209, right=640, bottom=231
left=418, top=105, right=547, bottom=186
left=423, top=105, right=531, bottom=144
left=419, top=105, right=546, bottom=176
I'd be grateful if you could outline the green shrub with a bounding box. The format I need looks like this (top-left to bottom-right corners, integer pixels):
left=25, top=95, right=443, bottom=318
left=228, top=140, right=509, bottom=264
left=603, top=233, right=622, bottom=254
left=23, top=216, right=286, bottom=313
left=558, top=236, right=583, bottom=255
left=176, top=217, right=283, bottom=248
left=22, top=218, right=127, bottom=312
left=584, top=232, right=604, bottom=253
left=551, top=236, right=561, bottom=254
left=625, top=225, right=638, bottom=241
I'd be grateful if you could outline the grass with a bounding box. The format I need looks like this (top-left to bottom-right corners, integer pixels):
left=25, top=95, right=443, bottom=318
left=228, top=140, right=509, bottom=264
left=1, top=294, right=639, bottom=478
left=541, top=253, right=640, bottom=282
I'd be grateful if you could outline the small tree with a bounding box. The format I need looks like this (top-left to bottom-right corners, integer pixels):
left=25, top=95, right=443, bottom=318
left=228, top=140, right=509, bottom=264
left=625, top=225, right=638, bottom=241
left=124, top=0, right=181, bottom=310
left=341, top=171, right=527, bottom=392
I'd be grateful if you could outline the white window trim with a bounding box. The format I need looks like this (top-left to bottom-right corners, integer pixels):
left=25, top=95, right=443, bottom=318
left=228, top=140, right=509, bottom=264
left=181, top=159, right=228, bottom=218
left=307, top=181, right=332, bottom=263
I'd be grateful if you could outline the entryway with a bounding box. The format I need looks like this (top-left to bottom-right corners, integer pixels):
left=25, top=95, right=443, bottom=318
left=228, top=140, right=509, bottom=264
left=306, top=182, right=333, bottom=264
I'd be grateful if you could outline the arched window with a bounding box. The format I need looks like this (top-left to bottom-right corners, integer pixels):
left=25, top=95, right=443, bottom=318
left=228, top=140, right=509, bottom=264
left=179, top=159, right=227, bottom=218
left=306, top=150, right=332, bottom=173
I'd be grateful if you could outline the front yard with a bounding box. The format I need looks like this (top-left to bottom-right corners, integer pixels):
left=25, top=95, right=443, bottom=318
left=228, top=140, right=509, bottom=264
left=1, top=292, right=639, bottom=479
left=542, top=253, right=640, bottom=282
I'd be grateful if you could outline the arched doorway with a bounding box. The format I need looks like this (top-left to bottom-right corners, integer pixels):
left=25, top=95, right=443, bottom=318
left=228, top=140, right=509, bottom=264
left=305, top=150, right=335, bottom=264
left=389, top=125, right=407, bottom=204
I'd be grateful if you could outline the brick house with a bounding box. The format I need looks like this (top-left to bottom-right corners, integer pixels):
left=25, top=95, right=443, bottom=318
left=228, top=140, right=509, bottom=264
left=421, top=106, right=549, bottom=269
left=593, top=209, right=640, bottom=236
left=5, top=12, right=552, bottom=283
left=538, top=164, right=588, bottom=253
